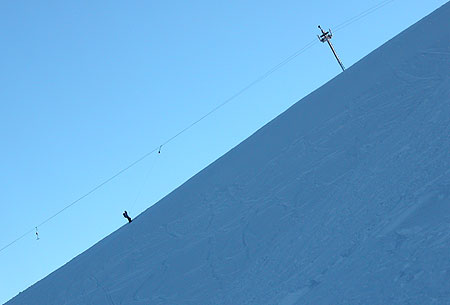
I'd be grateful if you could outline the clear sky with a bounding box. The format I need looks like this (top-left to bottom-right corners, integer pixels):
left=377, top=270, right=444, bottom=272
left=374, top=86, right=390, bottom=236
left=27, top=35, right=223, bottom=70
left=0, top=0, right=447, bottom=303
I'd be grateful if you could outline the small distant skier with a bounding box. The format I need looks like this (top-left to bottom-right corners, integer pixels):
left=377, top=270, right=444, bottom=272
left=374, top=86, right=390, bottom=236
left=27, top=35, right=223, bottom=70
left=123, top=210, right=132, bottom=223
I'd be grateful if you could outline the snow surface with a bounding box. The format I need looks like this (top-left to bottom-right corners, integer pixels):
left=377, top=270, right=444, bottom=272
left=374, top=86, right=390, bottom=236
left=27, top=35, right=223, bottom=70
left=6, top=3, right=450, bottom=305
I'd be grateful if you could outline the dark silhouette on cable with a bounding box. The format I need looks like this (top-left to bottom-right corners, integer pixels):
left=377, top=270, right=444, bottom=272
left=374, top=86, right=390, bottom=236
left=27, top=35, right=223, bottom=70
left=123, top=211, right=132, bottom=223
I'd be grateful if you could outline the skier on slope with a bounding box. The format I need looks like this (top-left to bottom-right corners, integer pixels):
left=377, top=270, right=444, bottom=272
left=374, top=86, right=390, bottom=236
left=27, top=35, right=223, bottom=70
left=123, top=210, right=132, bottom=223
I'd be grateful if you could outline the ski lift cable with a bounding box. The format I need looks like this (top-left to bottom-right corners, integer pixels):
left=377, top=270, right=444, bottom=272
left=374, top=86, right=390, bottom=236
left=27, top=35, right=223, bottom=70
left=0, top=41, right=316, bottom=254
left=334, top=0, right=395, bottom=32
left=0, top=147, right=159, bottom=254
left=37, top=148, right=160, bottom=229
left=0, top=0, right=396, bottom=255
left=129, top=153, right=160, bottom=215
left=159, top=40, right=318, bottom=149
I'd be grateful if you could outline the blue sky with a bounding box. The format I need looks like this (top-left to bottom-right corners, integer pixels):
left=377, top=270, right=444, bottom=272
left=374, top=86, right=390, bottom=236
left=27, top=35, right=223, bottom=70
left=0, top=0, right=447, bottom=303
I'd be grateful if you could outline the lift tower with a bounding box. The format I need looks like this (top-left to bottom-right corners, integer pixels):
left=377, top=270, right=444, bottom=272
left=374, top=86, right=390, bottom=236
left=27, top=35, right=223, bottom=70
left=317, top=25, right=345, bottom=72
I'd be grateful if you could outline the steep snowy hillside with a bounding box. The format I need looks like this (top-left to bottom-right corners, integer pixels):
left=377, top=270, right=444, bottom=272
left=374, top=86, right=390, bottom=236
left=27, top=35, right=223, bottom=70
left=6, top=3, right=450, bottom=305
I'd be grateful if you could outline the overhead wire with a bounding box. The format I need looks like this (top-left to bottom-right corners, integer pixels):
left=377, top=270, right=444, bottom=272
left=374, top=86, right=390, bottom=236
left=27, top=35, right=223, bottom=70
left=334, top=0, right=395, bottom=32
left=0, top=147, right=160, bottom=253
left=128, top=152, right=160, bottom=215
left=0, top=0, right=396, bottom=255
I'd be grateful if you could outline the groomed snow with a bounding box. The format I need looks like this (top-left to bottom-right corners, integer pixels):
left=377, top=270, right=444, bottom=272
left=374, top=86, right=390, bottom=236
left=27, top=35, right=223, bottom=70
left=6, top=2, right=450, bottom=305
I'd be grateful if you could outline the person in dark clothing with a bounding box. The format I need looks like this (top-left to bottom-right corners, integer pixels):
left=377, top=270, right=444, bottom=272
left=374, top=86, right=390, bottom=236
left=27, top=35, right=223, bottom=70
left=123, top=210, right=132, bottom=223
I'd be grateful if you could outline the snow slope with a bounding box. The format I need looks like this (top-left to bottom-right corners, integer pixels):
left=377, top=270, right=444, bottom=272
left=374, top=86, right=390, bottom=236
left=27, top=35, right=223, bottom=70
left=6, top=3, right=450, bottom=305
